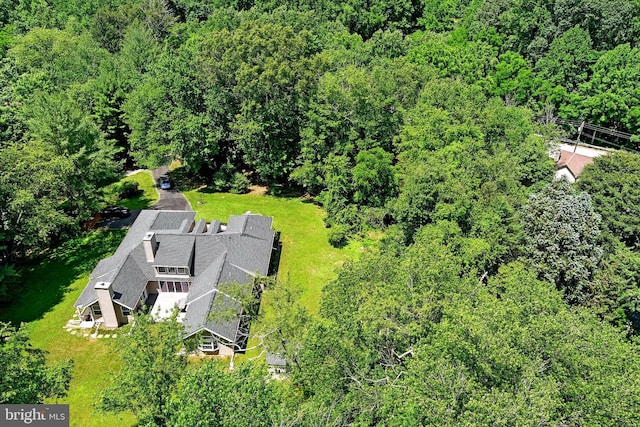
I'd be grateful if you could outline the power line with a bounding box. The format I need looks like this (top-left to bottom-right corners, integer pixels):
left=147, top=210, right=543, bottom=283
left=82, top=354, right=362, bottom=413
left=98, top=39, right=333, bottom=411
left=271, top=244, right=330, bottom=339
left=535, top=116, right=638, bottom=152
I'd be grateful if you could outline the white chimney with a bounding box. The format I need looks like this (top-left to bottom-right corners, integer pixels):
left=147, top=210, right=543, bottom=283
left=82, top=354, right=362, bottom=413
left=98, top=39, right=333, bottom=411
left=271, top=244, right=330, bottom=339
left=143, top=232, right=158, bottom=262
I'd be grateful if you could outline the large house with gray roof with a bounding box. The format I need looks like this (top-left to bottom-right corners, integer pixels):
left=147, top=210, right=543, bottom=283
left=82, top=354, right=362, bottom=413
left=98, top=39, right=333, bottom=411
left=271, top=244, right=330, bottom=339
left=74, top=210, right=276, bottom=355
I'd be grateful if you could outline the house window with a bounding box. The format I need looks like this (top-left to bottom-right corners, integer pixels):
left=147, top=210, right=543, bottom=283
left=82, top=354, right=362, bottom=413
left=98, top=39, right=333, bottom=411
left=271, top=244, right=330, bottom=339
left=121, top=306, right=131, bottom=316
left=156, top=266, right=188, bottom=276
left=199, top=335, right=218, bottom=352
left=159, top=281, right=190, bottom=293
left=93, top=305, right=102, bottom=317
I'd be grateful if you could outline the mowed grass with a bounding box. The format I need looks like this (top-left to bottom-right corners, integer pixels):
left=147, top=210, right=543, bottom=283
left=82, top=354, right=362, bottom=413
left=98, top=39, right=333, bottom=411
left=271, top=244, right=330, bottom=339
left=103, top=170, right=159, bottom=210
left=0, top=188, right=353, bottom=424
left=184, top=190, right=354, bottom=314
left=0, top=231, right=136, bottom=427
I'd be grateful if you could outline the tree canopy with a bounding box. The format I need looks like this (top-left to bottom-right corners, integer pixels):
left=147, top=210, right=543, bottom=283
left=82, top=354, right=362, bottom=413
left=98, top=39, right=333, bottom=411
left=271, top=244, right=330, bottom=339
left=0, top=322, right=72, bottom=404
left=3, top=0, right=640, bottom=424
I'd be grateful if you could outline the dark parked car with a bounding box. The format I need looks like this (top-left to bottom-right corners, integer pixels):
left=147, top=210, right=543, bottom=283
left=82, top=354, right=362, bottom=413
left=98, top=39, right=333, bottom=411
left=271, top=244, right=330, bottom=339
left=100, top=206, right=131, bottom=218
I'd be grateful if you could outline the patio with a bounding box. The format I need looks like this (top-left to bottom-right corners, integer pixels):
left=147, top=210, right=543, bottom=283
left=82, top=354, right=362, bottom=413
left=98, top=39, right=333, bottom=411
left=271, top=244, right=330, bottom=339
left=150, top=292, right=188, bottom=320
left=66, top=318, right=96, bottom=330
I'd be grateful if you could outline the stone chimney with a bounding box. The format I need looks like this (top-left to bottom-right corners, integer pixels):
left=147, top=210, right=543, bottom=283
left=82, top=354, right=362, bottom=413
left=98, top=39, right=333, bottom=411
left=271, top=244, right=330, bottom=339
left=143, top=232, right=158, bottom=262
left=94, top=282, right=119, bottom=329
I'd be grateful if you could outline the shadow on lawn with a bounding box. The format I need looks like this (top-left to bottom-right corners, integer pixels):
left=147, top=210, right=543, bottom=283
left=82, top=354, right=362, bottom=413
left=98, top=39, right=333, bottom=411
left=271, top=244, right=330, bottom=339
left=267, top=183, right=306, bottom=198
left=195, top=182, right=312, bottom=200
left=167, top=166, right=203, bottom=193
left=120, top=192, right=155, bottom=211
left=0, top=230, right=126, bottom=325
left=167, top=163, right=313, bottom=200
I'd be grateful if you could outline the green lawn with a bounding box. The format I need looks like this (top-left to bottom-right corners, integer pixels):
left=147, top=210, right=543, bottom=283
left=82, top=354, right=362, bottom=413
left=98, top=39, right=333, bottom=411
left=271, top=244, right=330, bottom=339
left=103, top=171, right=159, bottom=210
left=0, top=231, right=136, bottom=427
left=184, top=190, right=360, bottom=362
left=184, top=190, right=355, bottom=314
left=0, top=188, right=354, bottom=425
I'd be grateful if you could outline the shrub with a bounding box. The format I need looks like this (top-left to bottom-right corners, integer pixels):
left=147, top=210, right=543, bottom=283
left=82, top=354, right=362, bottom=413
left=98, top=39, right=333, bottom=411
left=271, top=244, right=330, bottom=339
left=211, top=173, right=231, bottom=192
left=117, top=181, right=140, bottom=199
left=230, top=173, right=251, bottom=194
left=0, top=264, right=21, bottom=303
left=361, top=206, right=388, bottom=229
left=332, top=205, right=362, bottom=230
left=210, top=163, right=236, bottom=192
left=328, top=225, right=349, bottom=248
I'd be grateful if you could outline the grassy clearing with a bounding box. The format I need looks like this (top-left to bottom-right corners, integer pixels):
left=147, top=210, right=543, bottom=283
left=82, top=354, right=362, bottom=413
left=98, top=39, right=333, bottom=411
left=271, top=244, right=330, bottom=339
left=0, top=186, right=354, bottom=425
left=0, top=231, right=126, bottom=324
left=0, top=231, right=136, bottom=427
left=184, top=190, right=354, bottom=314
left=103, top=171, right=159, bottom=210
left=184, top=190, right=359, bottom=363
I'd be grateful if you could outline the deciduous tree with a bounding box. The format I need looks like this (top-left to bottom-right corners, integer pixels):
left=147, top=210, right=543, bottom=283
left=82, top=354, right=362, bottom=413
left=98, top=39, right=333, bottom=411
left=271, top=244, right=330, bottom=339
left=578, top=152, right=640, bottom=248
left=169, top=361, right=286, bottom=427
left=0, top=139, right=74, bottom=262
left=99, top=313, right=186, bottom=426
left=0, top=322, right=72, bottom=404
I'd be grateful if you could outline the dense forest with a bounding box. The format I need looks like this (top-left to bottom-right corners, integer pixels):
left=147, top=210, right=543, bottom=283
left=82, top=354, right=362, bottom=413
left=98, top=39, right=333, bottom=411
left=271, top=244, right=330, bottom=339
left=3, top=0, right=640, bottom=424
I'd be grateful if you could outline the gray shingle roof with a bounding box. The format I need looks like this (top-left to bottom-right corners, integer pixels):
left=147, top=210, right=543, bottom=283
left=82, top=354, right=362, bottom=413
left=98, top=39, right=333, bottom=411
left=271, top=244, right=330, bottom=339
left=110, top=253, right=148, bottom=309
left=226, top=215, right=248, bottom=233
left=182, top=291, right=215, bottom=335
left=182, top=291, right=242, bottom=343
left=75, top=257, right=117, bottom=307
left=214, top=234, right=273, bottom=275
left=202, top=292, right=243, bottom=343
left=192, top=236, right=226, bottom=276
left=154, top=235, right=195, bottom=267
left=243, top=215, right=275, bottom=241
left=192, top=219, right=207, bottom=234
left=75, top=210, right=163, bottom=308
left=207, top=220, right=221, bottom=234
left=74, top=210, right=275, bottom=349
left=266, top=353, right=287, bottom=366
left=186, top=253, right=225, bottom=304
left=151, top=211, right=196, bottom=231
left=218, top=262, right=252, bottom=286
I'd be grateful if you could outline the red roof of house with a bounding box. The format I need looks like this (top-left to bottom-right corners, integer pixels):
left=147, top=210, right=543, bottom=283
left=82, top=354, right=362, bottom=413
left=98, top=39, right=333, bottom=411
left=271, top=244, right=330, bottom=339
left=556, top=150, right=595, bottom=179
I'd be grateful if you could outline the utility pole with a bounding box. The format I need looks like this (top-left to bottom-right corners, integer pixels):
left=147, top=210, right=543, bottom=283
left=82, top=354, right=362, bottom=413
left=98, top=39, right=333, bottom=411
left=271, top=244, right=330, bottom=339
left=575, top=121, right=585, bottom=152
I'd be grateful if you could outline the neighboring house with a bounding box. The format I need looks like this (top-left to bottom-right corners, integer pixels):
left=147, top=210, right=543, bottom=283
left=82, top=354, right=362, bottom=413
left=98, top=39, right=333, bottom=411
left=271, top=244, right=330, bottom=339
left=554, top=150, right=596, bottom=183
left=266, top=353, right=287, bottom=379
left=74, top=210, right=276, bottom=355
left=553, top=143, right=610, bottom=183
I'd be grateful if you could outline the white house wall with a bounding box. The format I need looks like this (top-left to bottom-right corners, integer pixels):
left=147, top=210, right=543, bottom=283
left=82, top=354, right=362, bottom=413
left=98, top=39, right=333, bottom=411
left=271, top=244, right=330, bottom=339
left=554, top=167, right=576, bottom=183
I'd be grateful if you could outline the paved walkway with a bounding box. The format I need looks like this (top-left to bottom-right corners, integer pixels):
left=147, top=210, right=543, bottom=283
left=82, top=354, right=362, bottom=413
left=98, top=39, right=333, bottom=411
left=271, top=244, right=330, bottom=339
left=64, top=319, right=118, bottom=339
